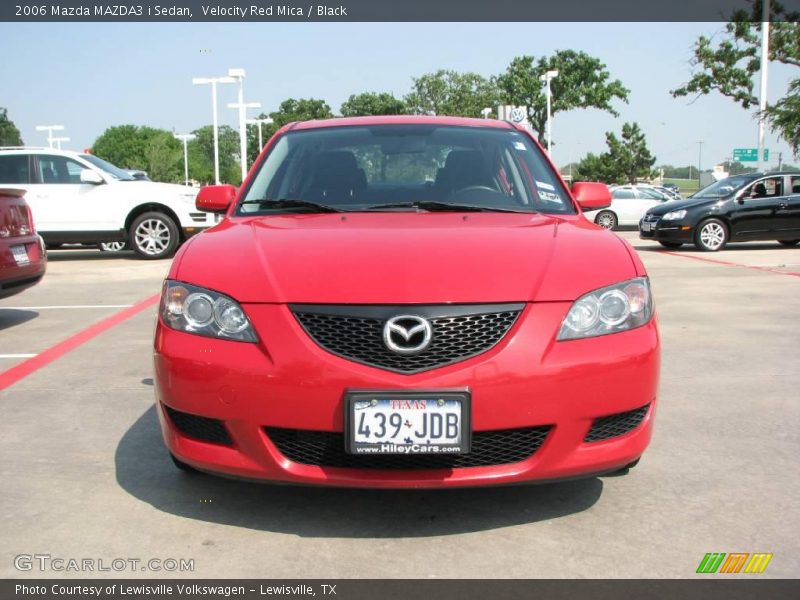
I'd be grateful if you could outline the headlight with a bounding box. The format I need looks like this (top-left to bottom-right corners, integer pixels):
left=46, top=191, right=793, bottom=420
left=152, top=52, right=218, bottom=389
left=160, top=280, right=257, bottom=342
left=557, top=277, right=653, bottom=341
left=662, top=209, right=686, bottom=220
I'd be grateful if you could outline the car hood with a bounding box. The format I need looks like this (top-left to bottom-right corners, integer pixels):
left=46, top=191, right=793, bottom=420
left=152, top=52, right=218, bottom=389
left=171, top=213, right=638, bottom=304
left=646, top=196, right=722, bottom=215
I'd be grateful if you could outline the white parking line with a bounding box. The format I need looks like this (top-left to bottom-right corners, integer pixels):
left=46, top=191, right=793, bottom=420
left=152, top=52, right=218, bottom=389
left=0, top=354, right=37, bottom=359
left=0, top=304, right=134, bottom=310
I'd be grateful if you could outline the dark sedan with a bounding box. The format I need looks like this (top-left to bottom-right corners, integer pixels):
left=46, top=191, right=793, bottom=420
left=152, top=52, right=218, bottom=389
left=640, top=172, right=800, bottom=251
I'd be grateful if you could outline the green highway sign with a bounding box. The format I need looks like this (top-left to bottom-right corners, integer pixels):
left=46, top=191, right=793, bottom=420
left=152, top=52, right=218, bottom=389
left=733, top=148, right=769, bottom=162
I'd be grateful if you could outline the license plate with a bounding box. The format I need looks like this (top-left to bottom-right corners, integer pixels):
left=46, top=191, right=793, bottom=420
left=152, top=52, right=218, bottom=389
left=11, top=245, right=29, bottom=265
left=641, top=222, right=652, bottom=232
left=346, top=391, right=470, bottom=455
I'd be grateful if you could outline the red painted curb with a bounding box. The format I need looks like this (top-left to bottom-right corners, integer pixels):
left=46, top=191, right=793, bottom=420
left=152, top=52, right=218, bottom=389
left=0, top=293, right=160, bottom=391
left=662, top=251, right=800, bottom=278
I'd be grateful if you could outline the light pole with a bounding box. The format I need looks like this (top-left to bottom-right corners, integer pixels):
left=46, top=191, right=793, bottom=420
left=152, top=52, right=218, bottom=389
left=697, top=141, right=703, bottom=187
left=35, top=125, right=64, bottom=148
left=226, top=68, right=262, bottom=182
left=246, top=117, right=274, bottom=153
left=175, top=133, right=196, bottom=187
left=539, top=70, right=558, bottom=155
left=757, top=0, right=770, bottom=172
left=192, top=75, right=236, bottom=184
left=51, top=137, right=69, bottom=150
left=480, top=107, right=492, bottom=119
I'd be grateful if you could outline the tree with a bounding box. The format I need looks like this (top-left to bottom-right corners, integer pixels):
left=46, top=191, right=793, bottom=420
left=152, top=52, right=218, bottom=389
left=187, top=125, right=241, bottom=185
left=575, top=123, right=656, bottom=184
left=246, top=98, right=334, bottom=165
left=0, top=107, right=23, bottom=146
left=92, top=125, right=183, bottom=182
left=340, top=92, right=406, bottom=116
left=497, top=51, right=629, bottom=145
left=404, top=70, right=502, bottom=118
left=671, top=1, right=800, bottom=155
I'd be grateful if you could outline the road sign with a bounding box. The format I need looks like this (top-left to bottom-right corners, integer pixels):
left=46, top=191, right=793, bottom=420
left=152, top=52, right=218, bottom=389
left=733, top=148, right=769, bottom=162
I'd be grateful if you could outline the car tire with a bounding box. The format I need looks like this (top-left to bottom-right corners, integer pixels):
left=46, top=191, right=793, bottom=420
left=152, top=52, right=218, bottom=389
left=778, top=239, right=799, bottom=247
left=595, top=211, right=618, bottom=230
left=170, top=453, right=198, bottom=473
left=45, top=243, right=63, bottom=250
left=658, top=241, right=683, bottom=249
left=694, top=218, right=728, bottom=252
left=98, top=241, right=128, bottom=252
left=129, top=211, right=179, bottom=260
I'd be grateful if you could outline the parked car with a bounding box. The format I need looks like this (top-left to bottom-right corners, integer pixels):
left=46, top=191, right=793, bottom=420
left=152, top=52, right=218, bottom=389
left=661, top=182, right=681, bottom=196
left=651, top=185, right=682, bottom=201
left=640, top=172, right=800, bottom=251
left=0, top=188, right=46, bottom=299
left=584, top=184, right=672, bottom=229
left=0, top=148, right=213, bottom=259
left=155, top=115, right=660, bottom=488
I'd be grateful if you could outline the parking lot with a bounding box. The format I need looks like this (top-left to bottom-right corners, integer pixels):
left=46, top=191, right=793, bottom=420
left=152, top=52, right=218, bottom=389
left=0, top=232, right=798, bottom=579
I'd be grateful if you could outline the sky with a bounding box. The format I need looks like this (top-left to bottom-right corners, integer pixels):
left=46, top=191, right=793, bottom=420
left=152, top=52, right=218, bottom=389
left=0, top=21, right=796, bottom=171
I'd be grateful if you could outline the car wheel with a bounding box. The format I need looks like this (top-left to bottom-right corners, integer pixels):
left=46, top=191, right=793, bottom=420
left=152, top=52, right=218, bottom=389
left=129, top=211, right=179, bottom=260
left=658, top=241, right=683, bottom=249
left=98, top=241, right=128, bottom=252
left=694, top=218, right=728, bottom=252
left=595, top=211, right=618, bottom=230
left=778, top=240, right=799, bottom=247
left=170, top=453, right=198, bottom=473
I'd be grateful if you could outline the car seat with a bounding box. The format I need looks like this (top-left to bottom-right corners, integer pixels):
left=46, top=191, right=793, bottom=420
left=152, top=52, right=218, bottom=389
left=307, top=151, right=366, bottom=203
left=435, top=150, right=494, bottom=196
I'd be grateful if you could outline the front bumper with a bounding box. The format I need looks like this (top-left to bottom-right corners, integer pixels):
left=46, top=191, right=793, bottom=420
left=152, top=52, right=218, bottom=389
left=154, top=302, right=660, bottom=488
left=639, top=217, right=693, bottom=243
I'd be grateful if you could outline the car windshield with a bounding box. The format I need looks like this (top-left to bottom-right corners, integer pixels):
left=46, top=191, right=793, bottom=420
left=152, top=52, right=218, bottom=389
left=80, top=154, right=136, bottom=181
left=691, top=175, right=755, bottom=199
left=238, top=124, right=574, bottom=215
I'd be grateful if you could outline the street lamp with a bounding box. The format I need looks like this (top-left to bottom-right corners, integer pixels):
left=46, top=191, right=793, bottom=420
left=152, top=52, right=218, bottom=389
left=757, top=0, right=770, bottom=172
left=35, top=125, right=64, bottom=148
left=175, top=133, right=196, bottom=187
left=246, top=117, right=274, bottom=153
left=539, top=69, right=559, bottom=155
left=480, top=107, right=493, bottom=119
left=51, top=137, right=69, bottom=150
left=226, top=68, right=262, bottom=182
left=192, top=75, right=236, bottom=184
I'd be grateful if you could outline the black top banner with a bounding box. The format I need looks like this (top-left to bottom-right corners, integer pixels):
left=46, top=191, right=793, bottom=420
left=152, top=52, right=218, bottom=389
left=3, top=0, right=800, bottom=22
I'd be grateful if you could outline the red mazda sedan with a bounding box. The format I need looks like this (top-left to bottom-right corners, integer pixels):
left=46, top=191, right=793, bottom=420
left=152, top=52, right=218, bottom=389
left=154, top=116, right=659, bottom=488
left=0, top=188, right=46, bottom=299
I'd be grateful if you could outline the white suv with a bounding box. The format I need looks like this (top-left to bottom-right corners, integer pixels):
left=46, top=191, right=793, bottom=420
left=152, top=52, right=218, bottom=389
left=0, top=148, right=214, bottom=259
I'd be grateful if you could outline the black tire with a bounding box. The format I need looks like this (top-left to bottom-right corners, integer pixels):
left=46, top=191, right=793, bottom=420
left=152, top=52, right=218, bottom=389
left=129, top=211, right=179, bottom=260
left=170, top=453, right=198, bottom=473
left=45, top=243, right=63, bottom=250
left=594, top=210, right=618, bottom=230
left=778, top=239, right=799, bottom=247
left=658, top=241, right=684, bottom=249
left=694, top=218, right=728, bottom=252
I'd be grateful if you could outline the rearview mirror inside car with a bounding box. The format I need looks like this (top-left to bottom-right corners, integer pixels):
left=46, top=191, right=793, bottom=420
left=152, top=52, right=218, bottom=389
left=572, top=182, right=612, bottom=211
left=196, top=184, right=236, bottom=214
left=79, top=169, right=104, bottom=185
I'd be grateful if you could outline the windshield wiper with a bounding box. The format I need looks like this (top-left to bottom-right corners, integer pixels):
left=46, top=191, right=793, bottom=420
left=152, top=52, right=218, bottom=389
left=240, top=199, right=343, bottom=213
left=364, top=201, right=526, bottom=213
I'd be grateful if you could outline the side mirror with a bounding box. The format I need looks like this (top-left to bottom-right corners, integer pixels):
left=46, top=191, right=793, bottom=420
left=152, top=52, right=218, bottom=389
left=196, top=184, right=236, bottom=214
left=80, top=169, right=104, bottom=185
left=572, top=182, right=612, bottom=211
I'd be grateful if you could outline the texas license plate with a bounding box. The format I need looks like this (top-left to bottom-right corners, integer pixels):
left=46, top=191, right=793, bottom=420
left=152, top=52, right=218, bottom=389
left=11, top=245, right=29, bottom=265
left=346, top=391, right=470, bottom=455
left=641, top=222, right=652, bottom=232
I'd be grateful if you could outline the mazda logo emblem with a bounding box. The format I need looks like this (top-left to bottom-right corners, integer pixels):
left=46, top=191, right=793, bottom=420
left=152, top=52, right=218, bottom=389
left=383, top=315, right=433, bottom=355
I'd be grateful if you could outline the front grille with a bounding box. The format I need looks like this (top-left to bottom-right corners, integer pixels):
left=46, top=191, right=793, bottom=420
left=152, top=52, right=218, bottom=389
left=164, top=405, right=232, bottom=446
left=264, top=426, right=550, bottom=469
left=292, top=304, right=523, bottom=374
left=584, top=404, right=650, bottom=443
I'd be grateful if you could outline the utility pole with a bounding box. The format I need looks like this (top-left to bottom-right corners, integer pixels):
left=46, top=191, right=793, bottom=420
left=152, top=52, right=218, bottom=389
left=175, top=133, right=196, bottom=186
left=539, top=70, right=559, bottom=155
left=777, top=152, right=783, bottom=171
left=697, top=141, right=703, bottom=187
left=757, top=0, right=770, bottom=172
left=246, top=117, right=274, bottom=153
left=192, top=75, right=236, bottom=184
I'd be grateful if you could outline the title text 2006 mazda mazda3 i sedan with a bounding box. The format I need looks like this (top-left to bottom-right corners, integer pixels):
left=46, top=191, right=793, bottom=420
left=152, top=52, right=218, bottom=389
left=154, top=116, right=660, bottom=488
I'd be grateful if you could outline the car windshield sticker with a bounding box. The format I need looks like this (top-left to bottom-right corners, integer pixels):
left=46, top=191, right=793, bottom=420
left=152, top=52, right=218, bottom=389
left=513, top=141, right=527, bottom=150
left=536, top=181, right=556, bottom=191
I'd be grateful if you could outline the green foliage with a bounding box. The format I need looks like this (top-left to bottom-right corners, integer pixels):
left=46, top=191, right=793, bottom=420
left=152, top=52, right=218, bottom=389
left=404, top=70, right=502, bottom=118
left=575, top=123, right=656, bottom=184
left=246, top=98, right=334, bottom=165
left=672, top=1, right=800, bottom=155
left=92, top=125, right=183, bottom=182
left=187, top=125, right=241, bottom=185
left=0, top=107, right=23, bottom=146
left=340, top=92, right=406, bottom=117
left=497, top=51, right=629, bottom=144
